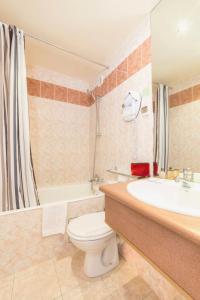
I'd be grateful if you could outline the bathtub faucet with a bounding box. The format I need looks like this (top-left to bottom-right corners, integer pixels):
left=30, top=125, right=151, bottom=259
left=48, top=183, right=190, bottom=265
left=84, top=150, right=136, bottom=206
left=89, top=175, right=104, bottom=184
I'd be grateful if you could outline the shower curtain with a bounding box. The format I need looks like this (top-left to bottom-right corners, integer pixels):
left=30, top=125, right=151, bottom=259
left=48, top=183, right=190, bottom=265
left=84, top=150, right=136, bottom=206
left=154, top=84, right=169, bottom=174
left=0, top=23, right=39, bottom=211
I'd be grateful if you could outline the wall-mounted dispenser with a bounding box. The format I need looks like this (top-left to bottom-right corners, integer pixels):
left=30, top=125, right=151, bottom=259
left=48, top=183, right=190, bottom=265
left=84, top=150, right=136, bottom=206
left=122, top=91, right=142, bottom=122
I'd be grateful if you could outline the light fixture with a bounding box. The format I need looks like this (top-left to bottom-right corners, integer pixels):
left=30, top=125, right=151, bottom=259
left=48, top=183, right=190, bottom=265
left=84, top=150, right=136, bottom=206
left=177, top=20, right=189, bottom=34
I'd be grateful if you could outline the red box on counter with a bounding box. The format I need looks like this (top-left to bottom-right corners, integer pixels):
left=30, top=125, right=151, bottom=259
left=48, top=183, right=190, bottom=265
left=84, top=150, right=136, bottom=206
left=131, top=162, right=158, bottom=177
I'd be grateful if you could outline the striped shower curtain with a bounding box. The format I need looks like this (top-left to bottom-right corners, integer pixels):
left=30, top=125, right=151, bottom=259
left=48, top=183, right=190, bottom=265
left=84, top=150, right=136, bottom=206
left=0, top=23, right=39, bottom=211
left=154, top=84, right=169, bottom=174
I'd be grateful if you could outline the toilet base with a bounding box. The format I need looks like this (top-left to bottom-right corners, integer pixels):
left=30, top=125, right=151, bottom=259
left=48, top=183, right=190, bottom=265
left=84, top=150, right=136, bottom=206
left=84, top=235, right=119, bottom=277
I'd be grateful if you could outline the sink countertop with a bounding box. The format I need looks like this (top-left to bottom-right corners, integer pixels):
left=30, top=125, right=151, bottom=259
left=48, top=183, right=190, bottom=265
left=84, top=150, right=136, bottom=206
left=100, top=181, right=200, bottom=246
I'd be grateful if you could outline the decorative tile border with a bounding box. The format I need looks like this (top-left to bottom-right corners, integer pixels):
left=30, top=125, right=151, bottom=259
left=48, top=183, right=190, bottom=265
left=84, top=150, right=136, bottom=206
left=27, top=78, right=92, bottom=107
left=169, top=83, right=200, bottom=108
left=27, top=37, right=151, bottom=106
left=93, top=37, right=151, bottom=99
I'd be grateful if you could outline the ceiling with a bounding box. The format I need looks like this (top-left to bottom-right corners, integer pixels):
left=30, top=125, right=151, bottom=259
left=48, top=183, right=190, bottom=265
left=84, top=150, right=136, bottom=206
left=0, top=0, right=159, bottom=84
left=152, top=0, right=200, bottom=87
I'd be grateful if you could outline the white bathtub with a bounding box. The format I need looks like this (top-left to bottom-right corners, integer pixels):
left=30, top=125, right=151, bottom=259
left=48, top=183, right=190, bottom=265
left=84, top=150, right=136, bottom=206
left=38, top=183, right=105, bottom=219
left=38, top=183, right=102, bottom=204
left=0, top=183, right=104, bottom=217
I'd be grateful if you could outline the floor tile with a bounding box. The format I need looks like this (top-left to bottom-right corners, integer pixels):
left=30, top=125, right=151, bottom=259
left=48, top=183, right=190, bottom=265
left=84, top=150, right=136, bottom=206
left=122, top=276, right=152, bottom=300
left=12, top=260, right=61, bottom=300
left=102, top=289, right=126, bottom=300
left=62, top=287, right=84, bottom=300
left=54, top=250, right=102, bottom=295
left=173, top=296, right=190, bottom=300
left=14, top=259, right=55, bottom=279
left=0, top=276, right=14, bottom=300
left=144, top=291, right=160, bottom=300
left=102, top=258, right=138, bottom=292
left=8, top=246, right=162, bottom=300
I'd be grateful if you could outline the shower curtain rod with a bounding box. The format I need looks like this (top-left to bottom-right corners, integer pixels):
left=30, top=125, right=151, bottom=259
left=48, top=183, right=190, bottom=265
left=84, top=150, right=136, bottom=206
left=153, top=82, right=173, bottom=89
left=25, top=32, right=109, bottom=70
left=0, top=19, right=109, bottom=69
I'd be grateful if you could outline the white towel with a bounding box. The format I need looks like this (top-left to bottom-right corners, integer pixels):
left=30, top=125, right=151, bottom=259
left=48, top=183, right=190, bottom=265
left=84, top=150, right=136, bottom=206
left=42, top=204, right=68, bottom=237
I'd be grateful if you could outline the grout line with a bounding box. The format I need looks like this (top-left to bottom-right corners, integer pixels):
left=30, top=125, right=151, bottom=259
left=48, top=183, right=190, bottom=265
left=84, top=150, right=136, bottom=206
left=10, top=274, right=15, bottom=300
left=39, top=79, right=41, bottom=98
left=52, top=258, right=63, bottom=299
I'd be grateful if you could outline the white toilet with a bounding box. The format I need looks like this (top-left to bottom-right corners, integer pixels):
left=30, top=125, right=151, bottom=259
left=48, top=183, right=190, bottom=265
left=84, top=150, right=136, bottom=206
left=67, top=211, right=119, bottom=277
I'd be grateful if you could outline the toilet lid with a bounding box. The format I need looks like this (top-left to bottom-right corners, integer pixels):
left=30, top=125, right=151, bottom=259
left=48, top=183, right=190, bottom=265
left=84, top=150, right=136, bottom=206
left=67, top=212, right=113, bottom=240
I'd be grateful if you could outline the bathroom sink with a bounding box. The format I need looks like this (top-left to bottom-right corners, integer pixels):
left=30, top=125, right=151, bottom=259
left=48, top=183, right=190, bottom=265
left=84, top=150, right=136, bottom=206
left=127, top=178, right=200, bottom=217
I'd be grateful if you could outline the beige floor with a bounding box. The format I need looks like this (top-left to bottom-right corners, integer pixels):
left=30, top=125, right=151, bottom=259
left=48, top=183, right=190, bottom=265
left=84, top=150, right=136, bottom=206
left=0, top=245, right=160, bottom=300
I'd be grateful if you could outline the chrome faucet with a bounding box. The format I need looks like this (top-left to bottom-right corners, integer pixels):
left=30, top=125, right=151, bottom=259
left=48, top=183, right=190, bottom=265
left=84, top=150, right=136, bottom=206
left=175, top=168, right=193, bottom=188
left=89, top=175, right=104, bottom=184
left=89, top=175, right=104, bottom=194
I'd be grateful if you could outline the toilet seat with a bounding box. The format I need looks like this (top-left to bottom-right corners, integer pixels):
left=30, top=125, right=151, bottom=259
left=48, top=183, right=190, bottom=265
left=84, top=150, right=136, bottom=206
left=67, top=211, right=113, bottom=241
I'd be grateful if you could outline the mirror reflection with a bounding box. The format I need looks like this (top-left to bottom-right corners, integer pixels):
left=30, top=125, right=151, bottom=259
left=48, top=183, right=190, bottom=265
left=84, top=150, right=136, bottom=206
left=152, top=0, right=200, bottom=176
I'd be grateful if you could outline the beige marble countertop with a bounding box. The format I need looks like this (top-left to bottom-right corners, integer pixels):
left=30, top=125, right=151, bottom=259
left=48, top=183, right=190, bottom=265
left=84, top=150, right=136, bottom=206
left=100, top=181, right=200, bottom=246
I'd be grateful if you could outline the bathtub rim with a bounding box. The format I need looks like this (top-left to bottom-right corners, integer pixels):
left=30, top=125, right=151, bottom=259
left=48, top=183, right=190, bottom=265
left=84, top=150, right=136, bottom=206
left=0, top=189, right=104, bottom=216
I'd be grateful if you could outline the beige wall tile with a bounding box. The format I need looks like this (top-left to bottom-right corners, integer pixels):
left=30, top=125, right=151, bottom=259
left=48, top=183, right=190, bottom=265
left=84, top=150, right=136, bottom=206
left=90, top=64, right=153, bottom=181
left=169, top=100, right=200, bottom=171
left=29, top=97, right=90, bottom=187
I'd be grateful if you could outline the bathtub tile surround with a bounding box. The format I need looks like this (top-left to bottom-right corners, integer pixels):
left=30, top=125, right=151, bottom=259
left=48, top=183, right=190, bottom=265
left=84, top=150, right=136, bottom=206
left=1, top=247, right=160, bottom=300
left=68, top=196, right=105, bottom=219
left=29, top=97, right=90, bottom=187
left=93, top=64, right=153, bottom=181
left=27, top=37, right=151, bottom=109
left=93, top=37, right=151, bottom=99
left=169, top=81, right=200, bottom=107
left=27, top=77, right=92, bottom=106
left=27, top=65, right=89, bottom=92
left=28, top=23, right=153, bottom=188
left=28, top=65, right=92, bottom=187
left=90, top=35, right=153, bottom=181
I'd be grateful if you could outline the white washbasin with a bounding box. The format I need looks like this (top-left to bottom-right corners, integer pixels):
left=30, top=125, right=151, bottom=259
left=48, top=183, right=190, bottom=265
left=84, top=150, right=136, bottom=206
left=127, top=178, right=200, bottom=217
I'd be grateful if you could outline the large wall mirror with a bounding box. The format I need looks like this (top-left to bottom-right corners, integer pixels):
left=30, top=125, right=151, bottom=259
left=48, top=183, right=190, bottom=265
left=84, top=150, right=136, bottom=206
left=151, top=0, right=200, bottom=174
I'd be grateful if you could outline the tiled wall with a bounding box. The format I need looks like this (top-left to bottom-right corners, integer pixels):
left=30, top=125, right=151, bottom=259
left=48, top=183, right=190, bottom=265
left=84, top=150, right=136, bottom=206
left=168, top=79, right=200, bottom=171
left=27, top=37, right=150, bottom=108
left=28, top=37, right=151, bottom=187
left=90, top=35, right=153, bottom=181
left=27, top=66, right=92, bottom=187
left=169, top=99, right=200, bottom=171
left=29, top=97, right=90, bottom=187
left=169, top=82, right=200, bottom=107
left=92, top=37, right=151, bottom=99
left=92, top=64, right=153, bottom=181
left=27, top=77, right=92, bottom=106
